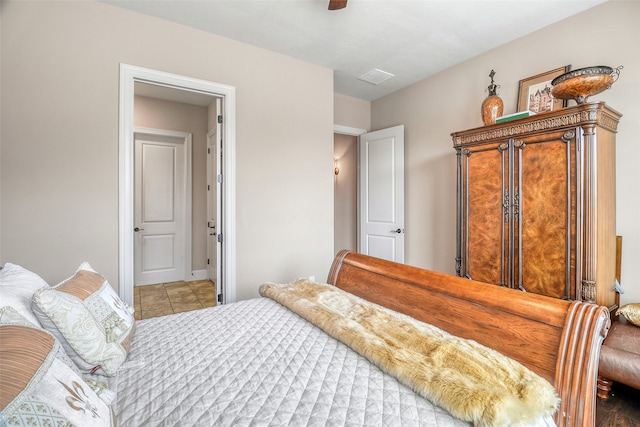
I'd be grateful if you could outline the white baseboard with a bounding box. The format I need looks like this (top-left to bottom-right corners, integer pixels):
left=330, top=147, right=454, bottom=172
left=190, top=268, right=207, bottom=280
left=190, top=269, right=208, bottom=281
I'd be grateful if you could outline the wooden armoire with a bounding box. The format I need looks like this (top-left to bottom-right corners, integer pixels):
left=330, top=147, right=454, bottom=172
left=452, top=102, right=621, bottom=312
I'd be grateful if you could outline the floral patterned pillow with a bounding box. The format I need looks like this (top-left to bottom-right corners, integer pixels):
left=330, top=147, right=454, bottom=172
left=617, top=303, right=640, bottom=327
left=0, top=307, right=115, bottom=427
left=32, top=262, right=136, bottom=376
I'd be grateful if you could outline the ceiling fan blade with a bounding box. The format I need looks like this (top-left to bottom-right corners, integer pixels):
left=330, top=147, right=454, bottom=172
left=328, top=0, right=347, bottom=10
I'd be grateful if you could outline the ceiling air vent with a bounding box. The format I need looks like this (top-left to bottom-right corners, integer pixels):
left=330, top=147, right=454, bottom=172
left=358, top=69, right=395, bottom=85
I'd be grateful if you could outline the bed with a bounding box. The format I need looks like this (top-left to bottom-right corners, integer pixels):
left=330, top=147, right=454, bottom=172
left=0, top=250, right=610, bottom=427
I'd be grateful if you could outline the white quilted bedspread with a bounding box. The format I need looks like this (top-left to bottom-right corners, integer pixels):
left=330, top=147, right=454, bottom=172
left=112, top=297, right=471, bottom=427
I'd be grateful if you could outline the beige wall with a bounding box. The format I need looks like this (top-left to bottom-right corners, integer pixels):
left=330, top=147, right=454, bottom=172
left=0, top=2, right=2, bottom=264
left=371, top=1, right=640, bottom=306
left=334, top=93, right=371, bottom=131
left=333, top=133, right=358, bottom=255
left=333, top=94, right=370, bottom=259
left=3, top=1, right=637, bottom=306
left=133, top=95, right=209, bottom=273
left=0, top=0, right=334, bottom=301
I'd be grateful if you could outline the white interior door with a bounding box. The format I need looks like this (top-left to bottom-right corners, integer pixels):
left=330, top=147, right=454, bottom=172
left=358, top=125, right=405, bottom=263
left=207, top=98, right=223, bottom=302
left=134, top=128, right=192, bottom=285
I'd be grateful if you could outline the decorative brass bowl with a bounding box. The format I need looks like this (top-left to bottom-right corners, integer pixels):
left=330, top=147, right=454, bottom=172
left=551, top=66, right=622, bottom=104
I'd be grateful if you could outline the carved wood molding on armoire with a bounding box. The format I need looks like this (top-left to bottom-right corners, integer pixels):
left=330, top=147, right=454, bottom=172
left=452, top=102, right=621, bottom=313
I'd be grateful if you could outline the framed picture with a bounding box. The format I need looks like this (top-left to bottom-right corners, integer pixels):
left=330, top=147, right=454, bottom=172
left=517, top=65, right=571, bottom=113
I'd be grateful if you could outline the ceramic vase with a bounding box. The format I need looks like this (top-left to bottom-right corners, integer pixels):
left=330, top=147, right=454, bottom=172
left=481, top=70, right=503, bottom=125
left=482, top=94, right=503, bottom=125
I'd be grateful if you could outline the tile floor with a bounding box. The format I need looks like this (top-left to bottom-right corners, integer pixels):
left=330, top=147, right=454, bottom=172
left=133, top=280, right=216, bottom=320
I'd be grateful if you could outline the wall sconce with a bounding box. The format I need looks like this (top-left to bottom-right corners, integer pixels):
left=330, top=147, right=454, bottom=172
left=334, top=159, right=340, bottom=175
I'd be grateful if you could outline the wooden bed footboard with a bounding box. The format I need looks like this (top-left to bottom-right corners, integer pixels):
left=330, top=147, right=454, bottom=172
left=326, top=250, right=611, bottom=427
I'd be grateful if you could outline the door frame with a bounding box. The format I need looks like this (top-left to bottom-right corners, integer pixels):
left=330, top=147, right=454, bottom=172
left=119, top=63, right=237, bottom=305
left=207, top=118, right=222, bottom=301
left=133, top=127, right=192, bottom=286
left=334, top=124, right=366, bottom=137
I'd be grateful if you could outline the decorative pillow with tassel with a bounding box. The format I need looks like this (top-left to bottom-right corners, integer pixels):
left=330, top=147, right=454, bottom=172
left=617, top=303, right=640, bottom=327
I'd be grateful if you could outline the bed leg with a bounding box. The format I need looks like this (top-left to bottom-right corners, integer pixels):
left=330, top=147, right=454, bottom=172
left=597, top=376, right=613, bottom=401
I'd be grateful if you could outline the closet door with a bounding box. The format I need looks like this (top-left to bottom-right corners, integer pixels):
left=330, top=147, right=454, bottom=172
left=514, top=130, right=577, bottom=299
left=461, top=141, right=509, bottom=285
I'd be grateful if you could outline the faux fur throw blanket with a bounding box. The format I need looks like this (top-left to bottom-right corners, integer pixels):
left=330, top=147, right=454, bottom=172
left=259, top=279, right=560, bottom=426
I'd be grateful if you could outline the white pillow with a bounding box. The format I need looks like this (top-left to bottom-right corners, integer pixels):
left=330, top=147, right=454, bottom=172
left=32, top=262, right=136, bottom=376
left=0, top=263, right=49, bottom=326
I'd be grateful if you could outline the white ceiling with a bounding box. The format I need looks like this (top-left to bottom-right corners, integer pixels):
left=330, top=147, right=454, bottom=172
left=106, top=0, right=607, bottom=101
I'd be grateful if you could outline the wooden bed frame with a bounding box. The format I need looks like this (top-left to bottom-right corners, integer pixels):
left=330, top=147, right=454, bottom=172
left=327, top=250, right=611, bottom=427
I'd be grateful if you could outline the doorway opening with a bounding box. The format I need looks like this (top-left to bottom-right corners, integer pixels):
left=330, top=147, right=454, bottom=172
left=333, top=125, right=365, bottom=256
left=333, top=133, right=358, bottom=255
left=119, top=64, right=237, bottom=306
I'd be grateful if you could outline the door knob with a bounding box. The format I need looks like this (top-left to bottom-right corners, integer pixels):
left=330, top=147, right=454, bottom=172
left=134, top=227, right=144, bottom=232
left=391, top=228, right=403, bottom=234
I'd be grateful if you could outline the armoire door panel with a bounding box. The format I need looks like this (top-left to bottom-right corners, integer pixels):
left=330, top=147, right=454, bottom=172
left=516, top=139, right=571, bottom=299
left=464, top=146, right=506, bottom=285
